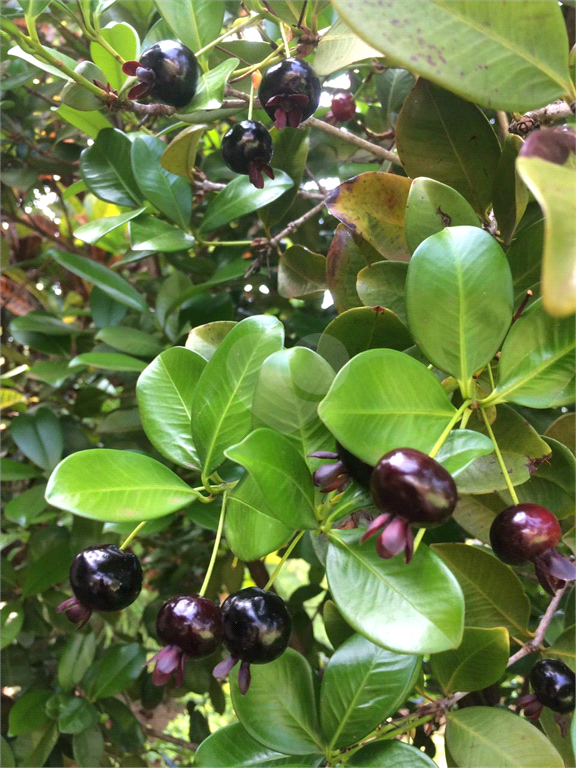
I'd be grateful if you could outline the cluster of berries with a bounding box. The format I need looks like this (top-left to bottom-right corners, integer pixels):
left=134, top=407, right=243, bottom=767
left=58, top=546, right=291, bottom=695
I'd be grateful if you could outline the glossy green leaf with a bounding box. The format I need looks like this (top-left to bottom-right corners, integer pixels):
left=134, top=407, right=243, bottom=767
left=511, top=437, right=575, bottom=520
left=186, top=321, right=236, bottom=360
left=540, top=707, right=575, bottom=768
left=406, top=226, right=513, bottom=389
left=431, top=626, right=509, bottom=693
left=375, top=67, right=415, bottom=128
left=225, top=475, right=293, bottom=562
left=318, top=307, right=413, bottom=372
left=70, top=352, right=147, bottom=372
left=327, top=531, right=464, bottom=654
left=58, top=632, right=97, bottom=693
left=327, top=225, right=378, bottom=312
left=446, top=706, right=564, bottom=768
left=60, top=61, right=105, bottom=111
left=544, top=624, right=575, bottom=672
left=0, top=737, right=15, bottom=768
left=89, top=286, right=128, bottom=328
left=90, top=22, right=138, bottom=92
left=492, top=135, right=529, bottom=245
left=326, top=172, right=411, bottom=261
left=545, top=412, right=575, bottom=450
left=506, top=216, right=544, bottom=302
left=136, top=347, right=205, bottom=469
left=129, top=215, right=195, bottom=252
left=488, top=298, right=575, bottom=408
left=230, top=648, right=323, bottom=755
left=181, top=56, right=238, bottom=113
left=404, top=177, right=480, bottom=254
left=11, top=407, right=63, bottom=471
left=226, top=429, right=317, bottom=530
left=262, top=128, right=310, bottom=227
left=73, top=208, right=146, bottom=245
left=57, top=696, right=98, bottom=734
left=432, top=543, right=531, bottom=637
left=192, top=315, right=284, bottom=475
left=435, top=430, right=494, bottom=479
left=12, top=721, right=59, bottom=768
left=396, top=80, right=501, bottom=215
left=22, top=542, right=71, bottom=597
left=46, top=449, right=199, bottom=522
left=72, top=726, right=105, bottom=768
left=331, top=0, right=571, bottom=112
left=0, top=458, right=42, bottom=481
left=131, top=136, right=192, bottom=229
left=351, top=739, right=437, bottom=767
left=277, top=246, right=327, bottom=298
left=320, top=633, right=420, bottom=748
left=323, top=600, right=355, bottom=650
left=8, top=44, right=77, bottom=81
left=83, top=643, right=146, bottom=701
left=356, top=260, right=408, bottom=325
left=195, top=722, right=323, bottom=767
left=161, top=124, right=206, bottom=177
left=16, top=1, right=53, bottom=17
left=313, top=17, right=381, bottom=76
left=56, top=105, right=110, bottom=139
left=9, top=312, right=78, bottom=336
left=95, top=327, right=163, bottom=358
left=0, top=603, right=24, bottom=650
left=517, top=157, right=576, bottom=317
left=80, top=128, right=142, bottom=207
left=8, top=690, right=52, bottom=736
left=199, top=171, right=293, bottom=235
left=4, top=483, right=47, bottom=526
left=252, top=347, right=334, bottom=461
left=318, top=348, right=456, bottom=467
left=50, top=249, right=148, bottom=313
left=154, top=0, right=225, bottom=56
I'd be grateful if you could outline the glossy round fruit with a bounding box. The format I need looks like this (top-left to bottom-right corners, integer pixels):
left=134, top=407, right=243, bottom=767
left=489, top=504, right=561, bottom=566
left=258, top=58, right=321, bottom=129
left=221, top=587, right=291, bottom=664
left=530, top=659, right=575, bottom=713
left=123, top=40, right=199, bottom=108
left=369, top=448, right=458, bottom=527
left=221, top=120, right=274, bottom=189
left=156, top=595, right=224, bottom=659
left=330, top=92, right=356, bottom=122
left=69, top=545, right=142, bottom=612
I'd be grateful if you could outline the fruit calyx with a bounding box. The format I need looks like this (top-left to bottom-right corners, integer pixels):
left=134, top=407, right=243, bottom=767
left=122, top=40, right=199, bottom=108
left=310, top=441, right=373, bottom=492
left=258, top=58, right=321, bottom=129
left=221, top=120, right=275, bottom=189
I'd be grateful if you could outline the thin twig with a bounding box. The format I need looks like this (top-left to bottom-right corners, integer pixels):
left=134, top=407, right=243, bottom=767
left=144, top=727, right=198, bottom=751
left=509, top=100, right=574, bottom=135
left=270, top=198, right=326, bottom=247
left=507, top=582, right=569, bottom=666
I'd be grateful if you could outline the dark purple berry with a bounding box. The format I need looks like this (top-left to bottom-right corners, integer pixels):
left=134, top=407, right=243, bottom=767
left=122, top=40, right=199, bottom=108
left=58, top=545, right=142, bottom=627
left=329, top=92, right=356, bottom=122
left=221, top=120, right=274, bottom=189
left=213, top=587, right=291, bottom=694
left=530, top=659, right=575, bottom=714
left=150, top=595, right=224, bottom=687
left=489, top=504, right=561, bottom=565
left=258, top=58, right=320, bottom=129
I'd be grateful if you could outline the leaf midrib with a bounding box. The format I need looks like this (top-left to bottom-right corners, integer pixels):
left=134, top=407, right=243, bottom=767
left=493, top=341, right=575, bottom=402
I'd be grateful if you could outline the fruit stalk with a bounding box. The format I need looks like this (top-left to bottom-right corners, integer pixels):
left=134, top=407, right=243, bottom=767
left=119, top=521, right=148, bottom=551
left=480, top=406, right=520, bottom=504
left=199, top=491, right=229, bottom=597
left=428, top=399, right=473, bottom=459
left=264, top=530, right=305, bottom=590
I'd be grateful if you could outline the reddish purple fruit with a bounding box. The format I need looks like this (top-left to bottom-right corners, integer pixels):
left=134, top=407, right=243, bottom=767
left=122, top=40, right=199, bottom=108
left=258, top=58, right=320, bottom=129
left=328, top=92, right=356, bottom=122
left=150, top=595, right=223, bottom=687
left=221, top=120, right=274, bottom=189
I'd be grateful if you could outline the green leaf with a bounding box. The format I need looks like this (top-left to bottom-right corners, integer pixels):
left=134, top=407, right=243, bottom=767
left=506, top=216, right=544, bottom=302
left=492, top=135, right=529, bottom=245
left=327, top=224, right=378, bottom=312
left=154, top=0, right=225, bottom=56
left=129, top=215, right=195, bottom=252
left=56, top=105, right=110, bottom=139
left=446, top=706, right=564, bottom=768
left=12, top=721, right=59, bottom=768
left=22, top=542, right=71, bottom=597
left=8, top=44, right=77, bottom=81
left=0, top=737, right=15, bottom=768
left=544, top=624, right=575, bottom=672
left=136, top=347, right=205, bottom=469
left=131, top=136, right=192, bottom=229
left=277, top=246, right=327, bottom=298
left=323, top=600, right=355, bottom=650
left=404, top=177, right=480, bottom=254
left=74, top=207, right=146, bottom=245
left=225, top=475, right=293, bottom=562
left=192, top=315, right=284, bottom=475
left=230, top=648, right=323, bottom=755
left=327, top=531, right=464, bottom=654
left=511, top=437, right=575, bottom=520
left=0, top=603, right=24, bottom=649
left=262, top=128, right=310, bottom=228
left=406, top=226, right=513, bottom=390
left=161, top=124, right=206, bottom=177
left=351, top=739, right=437, bottom=767
left=29, top=360, right=83, bottom=388
left=325, top=172, right=411, bottom=261
left=8, top=690, right=52, bottom=736
left=83, top=643, right=146, bottom=700
left=375, top=68, right=415, bottom=129
left=80, top=128, right=142, bottom=207
left=11, top=407, right=63, bottom=471
left=431, top=626, right=509, bottom=693
left=58, top=697, right=99, bottom=734
left=182, top=57, right=239, bottom=113
left=90, top=22, right=138, bottom=92
left=318, top=307, right=413, bottom=372
left=16, top=0, right=53, bottom=17
left=309, top=16, right=383, bottom=76
left=318, top=348, right=456, bottom=467
left=70, top=352, right=147, bottom=372
left=46, top=449, right=198, bottom=522
left=432, top=543, right=531, bottom=637
left=516, top=157, right=576, bottom=317
left=199, top=171, right=293, bottom=235
left=331, top=0, right=572, bottom=112
left=252, top=347, right=334, bottom=461
left=540, top=707, right=575, bottom=768
left=396, top=80, right=501, bottom=216
left=186, top=321, right=236, bottom=360
left=89, top=286, right=128, bottom=328
left=356, top=261, right=408, bottom=326
left=60, top=62, right=104, bottom=112
left=320, top=633, right=420, bottom=749
left=95, top=327, right=164, bottom=358
left=9, top=312, right=79, bottom=336
left=195, top=722, right=323, bottom=767
left=0, top=458, right=42, bottom=481
left=226, top=429, right=317, bottom=530
left=435, top=430, right=494, bottom=479
left=72, top=726, right=105, bottom=768
left=58, top=632, right=97, bottom=693
left=50, top=249, right=148, bottom=313
left=4, top=483, right=48, bottom=526
left=488, top=298, right=575, bottom=408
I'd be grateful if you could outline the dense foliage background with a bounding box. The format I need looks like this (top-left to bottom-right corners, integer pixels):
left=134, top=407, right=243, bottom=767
left=1, top=1, right=575, bottom=767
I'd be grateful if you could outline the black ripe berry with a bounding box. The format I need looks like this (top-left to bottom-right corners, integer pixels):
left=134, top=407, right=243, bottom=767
left=58, top=545, right=142, bottom=627
left=150, top=595, right=224, bottom=687
left=518, top=658, right=575, bottom=721
left=258, top=58, right=321, bottom=129
left=221, top=120, right=274, bottom=189
left=213, top=587, right=292, bottom=695
left=122, top=40, right=199, bottom=108
left=363, top=448, right=458, bottom=563
left=328, top=92, right=356, bottom=123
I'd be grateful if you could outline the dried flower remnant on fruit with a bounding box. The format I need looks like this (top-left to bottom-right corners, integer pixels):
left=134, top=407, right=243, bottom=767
left=489, top=504, right=576, bottom=595
left=122, top=40, right=199, bottom=108
left=222, top=120, right=275, bottom=189
left=517, top=659, right=575, bottom=725
left=213, top=587, right=292, bottom=695
left=258, top=58, right=321, bottom=129
left=150, top=595, right=224, bottom=687
left=57, top=545, right=142, bottom=628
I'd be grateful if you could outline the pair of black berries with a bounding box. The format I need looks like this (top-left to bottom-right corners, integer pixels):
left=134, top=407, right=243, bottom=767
left=122, top=40, right=321, bottom=188
left=58, top=545, right=291, bottom=695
